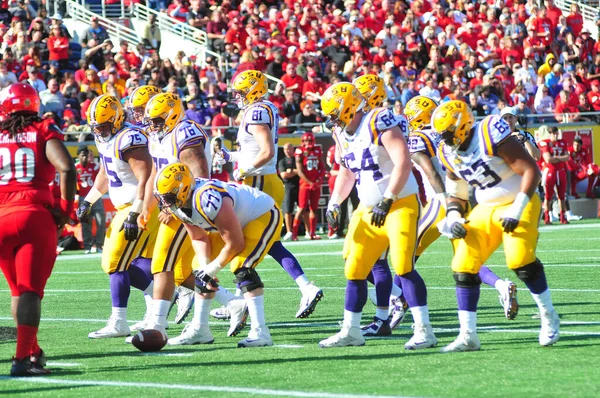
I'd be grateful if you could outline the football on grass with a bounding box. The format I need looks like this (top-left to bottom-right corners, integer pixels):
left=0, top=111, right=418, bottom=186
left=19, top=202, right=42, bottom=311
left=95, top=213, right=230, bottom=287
left=131, top=329, right=167, bottom=352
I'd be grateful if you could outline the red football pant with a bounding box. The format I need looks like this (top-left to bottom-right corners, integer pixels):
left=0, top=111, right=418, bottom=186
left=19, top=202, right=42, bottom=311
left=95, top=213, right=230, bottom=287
left=572, top=166, right=599, bottom=196
left=0, top=207, right=57, bottom=298
left=544, top=169, right=567, bottom=201
left=298, top=185, right=320, bottom=212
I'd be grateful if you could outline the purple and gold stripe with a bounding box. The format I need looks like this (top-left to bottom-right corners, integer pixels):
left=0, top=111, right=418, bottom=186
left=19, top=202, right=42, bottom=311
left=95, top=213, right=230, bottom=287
left=369, top=108, right=385, bottom=145
left=412, top=131, right=436, bottom=158
left=242, top=206, right=281, bottom=269
left=438, top=144, right=456, bottom=174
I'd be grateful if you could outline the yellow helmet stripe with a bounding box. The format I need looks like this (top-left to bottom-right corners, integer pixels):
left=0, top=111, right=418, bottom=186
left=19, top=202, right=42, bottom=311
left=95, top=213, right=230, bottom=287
left=412, top=131, right=435, bottom=158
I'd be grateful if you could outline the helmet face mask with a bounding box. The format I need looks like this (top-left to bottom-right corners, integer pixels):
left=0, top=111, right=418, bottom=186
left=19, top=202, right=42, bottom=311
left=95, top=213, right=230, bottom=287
left=154, top=163, right=194, bottom=214
left=147, top=116, right=169, bottom=140
left=91, top=121, right=116, bottom=143
left=231, top=90, right=247, bottom=109
left=88, top=95, right=124, bottom=143
left=131, top=105, right=146, bottom=124
left=129, top=85, right=160, bottom=124
left=144, top=93, right=183, bottom=140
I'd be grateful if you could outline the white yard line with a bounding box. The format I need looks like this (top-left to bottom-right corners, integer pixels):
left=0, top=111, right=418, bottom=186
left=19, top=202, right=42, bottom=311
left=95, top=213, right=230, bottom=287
left=0, top=377, right=412, bottom=398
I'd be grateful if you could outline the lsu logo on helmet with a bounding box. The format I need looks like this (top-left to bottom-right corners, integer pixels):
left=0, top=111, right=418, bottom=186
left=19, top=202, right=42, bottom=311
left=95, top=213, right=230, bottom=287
left=145, top=93, right=184, bottom=140
left=321, top=82, right=363, bottom=130
left=88, top=94, right=125, bottom=142
left=404, top=95, right=438, bottom=132
left=154, top=162, right=194, bottom=211
left=353, top=74, right=386, bottom=112
left=231, top=70, right=268, bottom=108
left=431, top=100, right=474, bottom=149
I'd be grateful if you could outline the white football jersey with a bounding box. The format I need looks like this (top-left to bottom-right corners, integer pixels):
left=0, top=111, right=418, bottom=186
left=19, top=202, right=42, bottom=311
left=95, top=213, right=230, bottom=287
left=407, top=125, right=445, bottom=201
left=149, top=119, right=211, bottom=176
left=173, top=178, right=275, bottom=232
left=236, top=100, right=280, bottom=176
left=438, top=115, right=521, bottom=205
left=96, top=125, right=148, bottom=208
left=334, top=107, right=419, bottom=208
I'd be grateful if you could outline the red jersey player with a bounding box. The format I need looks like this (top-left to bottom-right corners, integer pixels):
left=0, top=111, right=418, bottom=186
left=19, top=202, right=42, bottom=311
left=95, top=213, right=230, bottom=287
left=0, top=83, right=76, bottom=376
left=538, top=127, right=570, bottom=224
left=76, top=145, right=106, bottom=253
left=292, top=132, right=324, bottom=240
left=568, top=136, right=598, bottom=199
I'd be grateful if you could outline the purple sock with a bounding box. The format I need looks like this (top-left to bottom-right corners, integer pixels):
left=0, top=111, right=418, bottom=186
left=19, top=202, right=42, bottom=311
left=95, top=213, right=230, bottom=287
left=269, top=241, right=304, bottom=280
left=110, top=271, right=131, bottom=308
left=371, top=259, right=392, bottom=307
left=366, top=271, right=374, bottom=284
left=128, top=257, right=153, bottom=291
left=394, top=274, right=404, bottom=296
left=523, top=270, right=549, bottom=294
left=398, top=270, right=427, bottom=307
left=456, top=286, right=480, bottom=312
left=479, top=266, right=501, bottom=288
left=344, top=279, right=368, bottom=312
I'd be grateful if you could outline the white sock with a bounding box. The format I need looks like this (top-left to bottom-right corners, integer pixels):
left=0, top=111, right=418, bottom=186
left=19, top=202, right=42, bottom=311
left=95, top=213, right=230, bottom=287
left=111, top=307, right=127, bottom=321
left=295, top=274, right=310, bottom=290
left=214, top=287, right=236, bottom=305
left=235, top=288, right=243, bottom=297
left=193, top=296, right=213, bottom=327
left=246, top=294, right=266, bottom=330
left=410, top=305, right=430, bottom=327
left=149, top=299, right=171, bottom=328
left=494, top=279, right=506, bottom=294
left=458, top=310, right=477, bottom=334
left=391, top=284, right=402, bottom=297
left=531, top=289, right=555, bottom=314
left=376, top=308, right=389, bottom=320
left=343, top=310, right=362, bottom=329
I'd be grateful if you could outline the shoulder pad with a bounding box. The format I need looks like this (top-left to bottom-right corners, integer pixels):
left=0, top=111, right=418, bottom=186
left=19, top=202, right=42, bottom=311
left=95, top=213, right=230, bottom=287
left=172, top=120, right=209, bottom=157
left=38, top=119, right=64, bottom=142
left=369, top=109, right=407, bottom=145
left=243, top=103, right=276, bottom=127
left=114, top=127, right=149, bottom=160
left=408, top=131, right=437, bottom=158
left=478, top=115, right=511, bottom=156
left=193, top=180, right=230, bottom=226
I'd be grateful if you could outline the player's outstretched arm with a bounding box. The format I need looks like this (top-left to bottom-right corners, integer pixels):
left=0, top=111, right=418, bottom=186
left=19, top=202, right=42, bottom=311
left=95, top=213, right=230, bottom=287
left=46, top=138, right=76, bottom=226
left=180, top=145, right=210, bottom=178
left=411, top=151, right=446, bottom=195
left=380, top=126, right=412, bottom=198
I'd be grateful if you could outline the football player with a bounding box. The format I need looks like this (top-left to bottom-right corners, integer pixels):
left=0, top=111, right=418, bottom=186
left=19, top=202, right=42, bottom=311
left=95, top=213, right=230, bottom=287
left=76, top=145, right=105, bottom=254
left=214, top=70, right=323, bottom=319
left=0, top=83, right=76, bottom=376
left=319, top=82, right=436, bottom=349
left=500, top=107, right=540, bottom=161
left=292, top=132, right=324, bottom=241
left=432, top=100, right=560, bottom=352
left=141, top=93, right=248, bottom=345
left=79, top=94, right=159, bottom=339
left=539, top=126, right=569, bottom=224
left=155, top=163, right=282, bottom=347
left=568, top=136, right=598, bottom=199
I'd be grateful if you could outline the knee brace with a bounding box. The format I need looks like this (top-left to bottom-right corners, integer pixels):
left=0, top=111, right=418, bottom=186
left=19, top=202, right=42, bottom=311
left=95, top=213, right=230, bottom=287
left=453, top=272, right=482, bottom=288
left=514, top=259, right=544, bottom=284
left=234, top=268, right=264, bottom=293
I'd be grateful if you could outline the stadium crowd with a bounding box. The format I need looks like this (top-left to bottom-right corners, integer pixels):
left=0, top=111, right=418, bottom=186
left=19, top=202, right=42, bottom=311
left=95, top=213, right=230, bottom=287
left=2, top=0, right=600, bottom=135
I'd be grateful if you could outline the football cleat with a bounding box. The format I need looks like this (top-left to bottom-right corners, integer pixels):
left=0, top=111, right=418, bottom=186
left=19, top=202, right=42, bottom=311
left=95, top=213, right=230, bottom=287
left=566, top=211, right=582, bottom=221
left=319, top=326, right=365, bottom=348
left=389, top=296, right=409, bottom=329
left=361, top=317, right=392, bottom=337
left=174, top=286, right=195, bottom=324
left=309, top=235, right=321, bottom=240
left=296, top=284, right=324, bottom=318
left=125, top=318, right=168, bottom=343
left=499, top=280, right=519, bottom=320
left=88, top=318, right=130, bottom=339
left=30, top=349, right=46, bottom=367
left=282, top=231, right=293, bottom=241
left=404, top=324, right=437, bottom=350
left=10, top=357, right=51, bottom=377
left=328, top=233, right=340, bottom=240
left=539, top=309, right=560, bottom=346
left=227, top=298, right=249, bottom=337
left=237, top=327, right=273, bottom=348
left=210, top=306, right=231, bottom=320
left=168, top=324, right=214, bottom=345
left=440, top=332, right=481, bottom=353
left=130, top=314, right=149, bottom=332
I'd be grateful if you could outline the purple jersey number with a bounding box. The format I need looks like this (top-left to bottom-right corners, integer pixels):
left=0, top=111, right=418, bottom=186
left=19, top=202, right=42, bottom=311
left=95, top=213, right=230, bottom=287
left=100, top=154, right=123, bottom=187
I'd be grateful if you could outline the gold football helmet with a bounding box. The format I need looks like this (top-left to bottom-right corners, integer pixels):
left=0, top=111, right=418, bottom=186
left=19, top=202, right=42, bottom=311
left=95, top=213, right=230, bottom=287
left=129, top=85, right=160, bottom=124
left=353, top=74, right=386, bottom=112
left=144, top=93, right=184, bottom=140
left=231, top=70, right=268, bottom=109
left=154, top=162, right=194, bottom=212
left=431, top=100, right=474, bottom=150
left=320, top=82, right=364, bottom=130
left=87, top=94, right=125, bottom=143
left=404, top=95, right=439, bottom=132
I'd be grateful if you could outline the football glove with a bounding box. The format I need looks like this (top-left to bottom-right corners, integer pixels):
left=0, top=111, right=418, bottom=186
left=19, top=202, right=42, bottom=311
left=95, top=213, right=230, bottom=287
left=192, top=269, right=219, bottom=293
left=370, top=198, right=393, bottom=228
left=438, top=215, right=468, bottom=239
left=326, top=203, right=341, bottom=230
left=76, top=200, right=92, bottom=222
left=214, top=148, right=231, bottom=165
left=120, top=212, right=140, bottom=241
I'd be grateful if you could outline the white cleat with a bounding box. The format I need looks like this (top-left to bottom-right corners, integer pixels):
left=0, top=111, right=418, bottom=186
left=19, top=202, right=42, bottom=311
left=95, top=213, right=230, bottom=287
left=296, top=284, right=324, bottom=318
left=566, top=211, right=582, bottom=221
left=282, top=231, right=293, bottom=241
left=328, top=233, right=340, bottom=240
left=168, top=324, right=214, bottom=345
left=319, top=326, right=365, bottom=348
left=389, top=296, right=408, bottom=329
left=125, top=319, right=168, bottom=343
left=210, top=306, right=231, bottom=320
left=404, top=324, right=437, bottom=350
left=130, top=314, right=149, bottom=332
left=499, top=280, right=519, bottom=320
left=441, top=332, right=481, bottom=353
left=227, top=298, right=249, bottom=337
left=237, top=327, right=273, bottom=348
left=174, top=286, right=195, bottom=324
left=539, top=309, right=560, bottom=346
left=89, top=318, right=130, bottom=339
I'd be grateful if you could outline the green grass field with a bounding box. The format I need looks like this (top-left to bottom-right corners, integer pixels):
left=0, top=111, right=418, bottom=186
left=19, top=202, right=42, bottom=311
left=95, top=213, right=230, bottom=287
left=1, top=221, right=599, bottom=397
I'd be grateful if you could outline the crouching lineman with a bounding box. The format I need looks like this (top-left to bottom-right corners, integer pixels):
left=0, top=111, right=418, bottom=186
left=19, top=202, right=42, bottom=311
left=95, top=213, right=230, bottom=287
left=319, top=83, right=436, bottom=349
left=155, top=163, right=281, bottom=347
left=80, top=94, right=159, bottom=339
left=432, top=100, right=559, bottom=352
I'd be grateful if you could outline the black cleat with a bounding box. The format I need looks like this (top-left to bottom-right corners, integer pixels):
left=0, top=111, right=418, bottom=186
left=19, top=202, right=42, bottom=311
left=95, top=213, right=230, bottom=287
left=10, top=357, right=51, bottom=377
left=361, top=317, right=392, bottom=337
